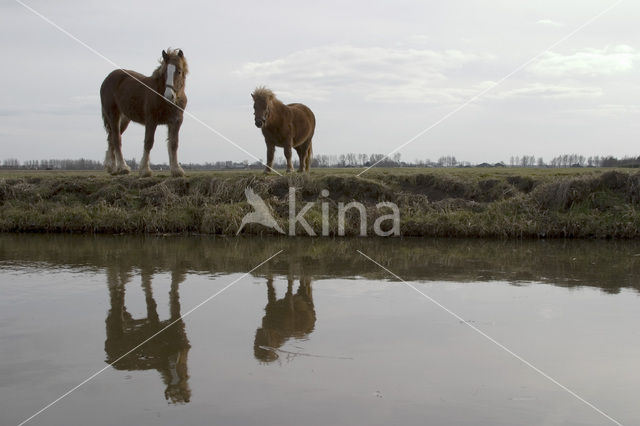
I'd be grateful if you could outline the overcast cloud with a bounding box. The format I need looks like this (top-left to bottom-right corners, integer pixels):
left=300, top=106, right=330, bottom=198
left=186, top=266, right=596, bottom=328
left=0, top=0, right=638, bottom=165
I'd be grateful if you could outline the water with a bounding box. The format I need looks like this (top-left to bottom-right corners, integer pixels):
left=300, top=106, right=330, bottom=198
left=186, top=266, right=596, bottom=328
left=1, top=234, right=639, bottom=426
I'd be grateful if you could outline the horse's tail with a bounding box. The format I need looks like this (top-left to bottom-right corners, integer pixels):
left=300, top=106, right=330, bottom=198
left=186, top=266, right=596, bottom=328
left=99, top=76, right=114, bottom=136
left=101, top=107, right=111, bottom=135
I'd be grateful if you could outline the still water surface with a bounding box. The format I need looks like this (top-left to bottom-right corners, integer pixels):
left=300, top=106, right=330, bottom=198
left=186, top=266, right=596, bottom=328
left=1, top=235, right=639, bottom=425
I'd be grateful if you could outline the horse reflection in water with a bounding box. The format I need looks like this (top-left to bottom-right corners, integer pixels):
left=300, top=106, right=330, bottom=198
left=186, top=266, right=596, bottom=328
left=105, top=265, right=191, bottom=403
left=254, top=276, right=316, bottom=362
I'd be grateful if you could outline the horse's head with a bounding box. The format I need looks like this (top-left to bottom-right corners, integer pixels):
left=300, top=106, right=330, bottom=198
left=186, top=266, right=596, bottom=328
left=251, top=87, right=275, bottom=128
left=161, top=49, right=188, bottom=103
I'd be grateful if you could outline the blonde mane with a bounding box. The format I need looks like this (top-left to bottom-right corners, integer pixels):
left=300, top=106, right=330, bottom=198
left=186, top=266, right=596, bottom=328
left=151, top=48, right=189, bottom=79
left=252, top=86, right=276, bottom=102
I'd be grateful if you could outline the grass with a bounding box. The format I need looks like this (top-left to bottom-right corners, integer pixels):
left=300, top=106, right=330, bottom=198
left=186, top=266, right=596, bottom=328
left=0, top=166, right=605, bottom=179
left=0, top=167, right=639, bottom=238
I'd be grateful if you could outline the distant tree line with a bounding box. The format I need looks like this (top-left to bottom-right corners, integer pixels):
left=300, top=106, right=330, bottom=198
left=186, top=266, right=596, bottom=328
left=508, top=154, right=640, bottom=168
left=2, top=158, right=105, bottom=170
left=1, top=153, right=639, bottom=170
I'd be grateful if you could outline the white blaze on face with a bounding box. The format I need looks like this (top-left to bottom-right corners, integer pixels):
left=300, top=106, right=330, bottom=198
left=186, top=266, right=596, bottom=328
left=164, top=63, right=176, bottom=100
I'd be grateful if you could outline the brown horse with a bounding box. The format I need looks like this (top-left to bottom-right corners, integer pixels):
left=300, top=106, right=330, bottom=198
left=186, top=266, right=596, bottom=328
left=253, top=276, right=316, bottom=363
left=100, top=49, right=188, bottom=177
left=251, top=87, right=315, bottom=173
left=105, top=263, right=191, bottom=403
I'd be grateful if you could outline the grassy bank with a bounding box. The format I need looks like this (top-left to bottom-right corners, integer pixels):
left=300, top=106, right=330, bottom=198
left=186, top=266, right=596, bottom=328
left=1, top=168, right=639, bottom=238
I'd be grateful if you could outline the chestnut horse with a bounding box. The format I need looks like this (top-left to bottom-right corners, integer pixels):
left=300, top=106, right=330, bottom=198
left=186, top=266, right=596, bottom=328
left=253, top=276, right=315, bottom=363
left=100, top=49, right=188, bottom=177
left=251, top=87, right=315, bottom=173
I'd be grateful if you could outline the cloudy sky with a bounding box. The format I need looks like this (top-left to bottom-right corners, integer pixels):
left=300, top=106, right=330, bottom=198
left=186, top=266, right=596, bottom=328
left=1, top=0, right=639, bottom=165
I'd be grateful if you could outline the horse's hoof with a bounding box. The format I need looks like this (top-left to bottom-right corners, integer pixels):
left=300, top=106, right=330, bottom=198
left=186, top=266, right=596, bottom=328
left=139, top=169, right=152, bottom=178
left=263, top=169, right=271, bottom=175
left=117, top=168, right=130, bottom=175
left=285, top=169, right=294, bottom=174
left=171, top=168, right=185, bottom=177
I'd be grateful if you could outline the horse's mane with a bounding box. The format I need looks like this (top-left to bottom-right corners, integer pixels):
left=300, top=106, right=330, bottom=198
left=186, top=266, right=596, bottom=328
left=151, top=48, right=189, bottom=79
left=252, top=86, right=276, bottom=102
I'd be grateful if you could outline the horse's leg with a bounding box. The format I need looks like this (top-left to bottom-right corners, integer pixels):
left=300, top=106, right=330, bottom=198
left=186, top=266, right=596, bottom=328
left=169, top=270, right=184, bottom=320
left=105, top=266, right=125, bottom=334
left=139, top=123, right=157, bottom=177
left=141, top=267, right=159, bottom=324
left=284, top=140, right=294, bottom=173
left=264, top=141, right=275, bottom=174
left=102, top=107, right=117, bottom=174
left=112, top=115, right=130, bottom=175
left=298, top=276, right=312, bottom=299
left=305, top=140, right=313, bottom=172
left=119, top=116, right=133, bottom=174
left=295, top=145, right=306, bottom=173
left=104, top=140, right=116, bottom=175
left=167, top=119, right=185, bottom=177
left=295, top=140, right=311, bottom=173
left=266, top=278, right=276, bottom=304
left=106, top=115, right=129, bottom=175
left=285, top=279, right=294, bottom=310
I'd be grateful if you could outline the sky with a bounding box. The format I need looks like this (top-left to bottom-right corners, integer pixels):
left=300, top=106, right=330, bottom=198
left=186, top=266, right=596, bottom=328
left=1, top=0, right=639, bottom=166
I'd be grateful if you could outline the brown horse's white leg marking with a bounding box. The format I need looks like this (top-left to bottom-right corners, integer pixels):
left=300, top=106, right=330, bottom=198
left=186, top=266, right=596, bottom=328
left=102, top=111, right=118, bottom=174
left=106, top=114, right=130, bottom=175
left=139, top=151, right=150, bottom=177
left=116, top=115, right=132, bottom=174
left=114, top=132, right=131, bottom=175
left=104, top=148, right=116, bottom=174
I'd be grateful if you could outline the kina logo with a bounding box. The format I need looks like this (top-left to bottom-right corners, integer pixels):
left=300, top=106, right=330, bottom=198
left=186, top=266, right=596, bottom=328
left=236, top=188, right=285, bottom=235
